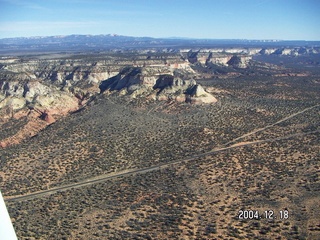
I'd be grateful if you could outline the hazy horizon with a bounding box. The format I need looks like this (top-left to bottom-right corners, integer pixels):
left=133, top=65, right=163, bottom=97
left=0, top=0, right=320, bottom=41
left=1, top=33, right=320, bottom=42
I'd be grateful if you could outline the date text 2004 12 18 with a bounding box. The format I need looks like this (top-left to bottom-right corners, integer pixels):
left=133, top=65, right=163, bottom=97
left=238, top=210, right=289, bottom=220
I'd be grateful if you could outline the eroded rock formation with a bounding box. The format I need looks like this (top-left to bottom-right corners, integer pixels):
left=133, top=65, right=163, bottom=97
left=0, top=53, right=218, bottom=147
left=1, top=44, right=316, bottom=147
left=99, top=66, right=217, bottom=104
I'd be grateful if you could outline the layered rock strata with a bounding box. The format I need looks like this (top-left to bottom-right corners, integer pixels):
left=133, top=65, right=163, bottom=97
left=99, top=66, right=217, bottom=104
left=0, top=55, right=217, bottom=147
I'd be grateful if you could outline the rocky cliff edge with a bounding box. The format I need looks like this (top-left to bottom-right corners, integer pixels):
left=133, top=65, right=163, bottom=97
left=99, top=66, right=217, bottom=104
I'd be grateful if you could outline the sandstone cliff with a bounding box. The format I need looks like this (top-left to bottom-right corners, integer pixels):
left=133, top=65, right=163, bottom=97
left=185, top=50, right=252, bottom=68
left=99, top=66, right=217, bottom=104
left=0, top=54, right=218, bottom=147
left=1, top=44, right=316, bottom=147
left=185, top=84, right=218, bottom=104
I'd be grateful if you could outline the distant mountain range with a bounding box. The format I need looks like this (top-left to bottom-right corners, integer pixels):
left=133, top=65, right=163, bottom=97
left=0, top=34, right=319, bottom=54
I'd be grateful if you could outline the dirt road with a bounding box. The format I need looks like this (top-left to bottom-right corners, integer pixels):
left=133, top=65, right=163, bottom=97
left=5, top=129, right=319, bottom=202
left=224, top=104, right=319, bottom=146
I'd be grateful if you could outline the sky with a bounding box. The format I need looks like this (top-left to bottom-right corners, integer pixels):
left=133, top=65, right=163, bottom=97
left=0, top=0, right=319, bottom=40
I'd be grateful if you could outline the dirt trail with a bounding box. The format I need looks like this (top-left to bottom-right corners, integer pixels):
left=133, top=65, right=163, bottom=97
left=5, top=130, right=318, bottom=202
left=224, top=104, right=319, bottom=146
left=4, top=104, right=319, bottom=202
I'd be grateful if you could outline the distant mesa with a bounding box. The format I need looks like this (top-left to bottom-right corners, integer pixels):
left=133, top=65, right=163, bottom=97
left=1, top=34, right=319, bottom=53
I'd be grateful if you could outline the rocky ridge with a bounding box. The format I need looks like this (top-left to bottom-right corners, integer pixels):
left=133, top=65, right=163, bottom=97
left=0, top=45, right=318, bottom=147
left=99, top=66, right=217, bottom=104
left=0, top=53, right=217, bottom=147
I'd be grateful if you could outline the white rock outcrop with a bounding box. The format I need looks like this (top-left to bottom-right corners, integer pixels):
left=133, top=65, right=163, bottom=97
left=185, top=84, right=218, bottom=104
left=99, top=66, right=217, bottom=104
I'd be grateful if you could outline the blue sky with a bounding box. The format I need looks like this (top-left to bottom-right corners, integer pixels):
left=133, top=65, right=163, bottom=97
left=0, top=0, right=319, bottom=40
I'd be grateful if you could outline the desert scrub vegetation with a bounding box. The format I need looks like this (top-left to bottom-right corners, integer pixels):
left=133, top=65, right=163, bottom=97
left=0, top=91, right=294, bottom=195
left=2, top=72, right=319, bottom=239
left=6, top=128, right=319, bottom=239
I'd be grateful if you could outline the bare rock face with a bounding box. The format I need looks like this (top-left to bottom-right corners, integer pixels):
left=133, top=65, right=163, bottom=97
left=1, top=59, right=121, bottom=96
left=0, top=78, right=79, bottom=148
left=154, top=75, right=196, bottom=93
left=227, top=55, right=251, bottom=68
left=99, top=66, right=217, bottom=104
left=186, top=84, right=218, bottom=104
left=153, top=75, right=196, bottom=101
left=0, top=53, right=220, bottom=148
left=0, top=79, right=79, bottom=113
left=23, top=81, right=52, bottom=101
left=0, top=96, right=26, bottom=110
left=39, top=110, right=55, bottom=124
left=185, top=50, right=252, bottom=68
